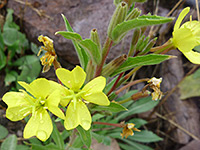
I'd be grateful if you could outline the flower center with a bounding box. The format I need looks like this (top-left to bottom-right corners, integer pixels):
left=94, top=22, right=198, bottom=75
left=65, top=90, right=86, bottom=109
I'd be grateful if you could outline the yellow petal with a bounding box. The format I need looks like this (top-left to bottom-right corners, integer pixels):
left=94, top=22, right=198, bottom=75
left=174, top=7, right=190, bottom=31
left=82, top=92, right=110, bottom=106
left=18, top=78, right=51, bottom=99
left=56, top=66, right=86, bottom=91
left=64, top=102, right=79, bottom=130
left=23, top=108, right=53, bottom=141
left=49, top=80, right=71, bottom=107
left=82, top=76, right=106, bottom=93
left=46, top=90, right=65, bottom=119
left=2, top=92, right=34, bottom=107
left=6, top=106, right=32, bottom=121
left=172, top=27, right=197, bottom=52
left=182, top=50, right=200, bottom=64
left=64, top=100, right=91, bottom=130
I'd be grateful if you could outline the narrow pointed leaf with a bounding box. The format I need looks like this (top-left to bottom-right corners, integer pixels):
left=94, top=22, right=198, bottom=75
left=119, top=140, right=153, bottom=150
left=111, top=54, right=173, bottom=76
left=60, top=15, right=89, bottom=69
left=116, top=97, right=159, bottom=120
left=112, top=15, right=173, bottom=41
left=52, top=123, right=65, bottom=149
left=76, top=126, right=92, bottom=148
left=129, top=130, right=163, bottom=143
left=79, top=39, right=101, bottom=64
left=55, top=31, right=82, bottom=41
left=91, top=102, right=127, bottom=113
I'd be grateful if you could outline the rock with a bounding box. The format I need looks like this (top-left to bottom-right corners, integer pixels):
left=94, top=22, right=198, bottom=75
left=91, top=139, right=120, bottom=150
left=161, top=50, right=200, bottom=144
left=7, top=0, right=145, bottom=65
left=179, top=140, right=200, bottom=150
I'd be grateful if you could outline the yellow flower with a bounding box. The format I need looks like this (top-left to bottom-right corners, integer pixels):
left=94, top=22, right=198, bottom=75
left=56, top=66, right=110, bottom=130
left=148, top=77, right=163, bottom=101
left=171, top=7, right=200, bottom=64
left=121, top=123, right=140, bottom=138
left=2, top=78, right=65, bottom=141
left=38, top=35, right=56, bottom=72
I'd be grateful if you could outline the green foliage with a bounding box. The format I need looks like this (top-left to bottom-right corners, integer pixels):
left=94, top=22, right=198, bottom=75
left=0, top=125, right=8, bottom=140
left=112, top=15, right=173, bottom=41
left=0, top=9, right=41, bottom=88
left=76, top=126, right=92, bottom=148
left=116, top=96, right=159, bottom=120
left=179, top=68, right=200, bottom=99
left=111, top=54, right=172, bottom=76
left=52, top=123, right=65, bottom=150
left=0, top=135, right=17, bottom=150
left=91, top=102, right=127, bottom=113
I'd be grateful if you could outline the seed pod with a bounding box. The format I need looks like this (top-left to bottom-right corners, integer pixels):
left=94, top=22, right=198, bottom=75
left=107, top=2, right=128, bottom=39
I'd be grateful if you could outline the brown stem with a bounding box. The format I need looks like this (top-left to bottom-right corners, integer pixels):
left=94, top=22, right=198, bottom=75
left=53, top=57, right=63, bottom=85
left=115, top=78, right=149, bottom=95
left=107, top=72, right=124, bottom=96
left=65, top=129, right=77, bottom=150
left=95, top=38, right=113, bottom=77
left=93, top=122, right=122, bottom=128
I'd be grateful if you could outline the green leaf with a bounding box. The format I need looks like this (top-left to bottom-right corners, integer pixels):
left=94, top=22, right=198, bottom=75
left=3, top=28, right=19, bottom=46
left=17, top=55, right=41, bottom=84
left=179, top=68, right=200, bottom=99
left=128, top=130, right=163, bottom=143
left=79, top=39, right=101, bottom=64
left=61, top=130, right=70, bottom=140
left=91, top=102, right=127, bottom=113
left=5, top=71, right=18, bottom=86
left=119, top=139, right=153, bottom=150
left=111, top=54, right=172, bottom=76
left=52, top=123, right=65, bottom=149
left=31, top=43, right=39, bottom=55
left=32, top=143, right=63, bottom=150
left=0, top=125, right=8, bottom=140
left=28, top=138, right=42, bottom=145
left=91, top=132, right=104, bottom=143
left=1, top=135, right=17, bottom=150
left=112, top=15, right=173, bottom=41
left=71, top=136, right=84, bottom=148
left=4, top=9, right=20, bottom=30
left=16, top=145, right=30, bottom=150
left=60, top=15, right=89, bottom=69
left=132, top=0, right=147, bottom=2
left=76, top=126, right=92, bottom=148
left=128, top=118, right=147, bottom=128
left=55, top=31, right=82, bottom=41
left=0, top=49, right=6, bottom=70
left=116, top=97, right=159, bottom=120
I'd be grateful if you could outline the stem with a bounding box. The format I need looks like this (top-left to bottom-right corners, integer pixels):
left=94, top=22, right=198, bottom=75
left=115, top=78, right=149, bottom=95
left=118, top=97, right=132, bottom=104
left=107, top=72, right=124, bottom=96
left=66, top=129, right=77, bottom=150
left=95, top=38, right=113, bottom=77
left=150, top=40, right=174, bottom=54
left=93, top=122, right=122, bottom=128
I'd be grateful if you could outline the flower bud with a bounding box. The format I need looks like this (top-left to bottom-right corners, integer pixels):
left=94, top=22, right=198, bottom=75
left=90, top=28, right=101, bottom=51
left=101, top=54, right=127, bottom=77
left=107, top=2, right=128, bottom=39
left=139, top=37, right=157, bottom=55
left=125, top=8, right=141, bottom=20
left=128, top=28, right=141, bottom=56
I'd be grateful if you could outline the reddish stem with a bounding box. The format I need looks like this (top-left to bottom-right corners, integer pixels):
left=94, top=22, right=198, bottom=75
left=95, top=38, right=113, bottom=77
left=107, top=72, right=124, bottom=96
left=93, top=122, right=122, bottom=128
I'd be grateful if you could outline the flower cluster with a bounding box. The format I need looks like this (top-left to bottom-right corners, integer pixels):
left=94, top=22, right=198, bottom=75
left=2, top=66, right=110, bottom=141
